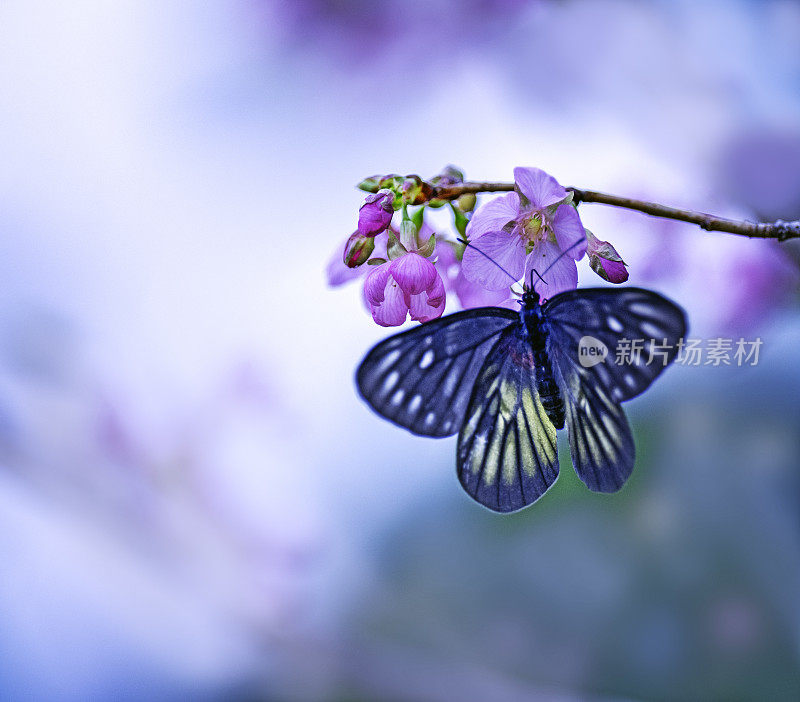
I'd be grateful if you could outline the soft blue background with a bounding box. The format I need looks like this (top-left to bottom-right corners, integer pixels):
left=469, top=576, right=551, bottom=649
left=1, top=2, right=798, bottom=700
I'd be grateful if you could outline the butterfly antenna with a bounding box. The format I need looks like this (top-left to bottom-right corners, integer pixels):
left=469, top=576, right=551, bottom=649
left=530, top=269, right=548, bottom=288
left=457, top=236, right=519, bottom=286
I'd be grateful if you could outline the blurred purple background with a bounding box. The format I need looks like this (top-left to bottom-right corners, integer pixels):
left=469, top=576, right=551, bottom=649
left=0, top=1, right=798, bottom=700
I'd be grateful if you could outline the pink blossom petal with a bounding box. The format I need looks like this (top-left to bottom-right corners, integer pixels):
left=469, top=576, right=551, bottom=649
left=361, top=280, right=372, bottom=310
left=461, top=229, right=525, bottom=291
left=455, top=279, right=518, bottom=310
left=390, top=252, right=437, bottom=295
left=434, top=239, right=459, bottom=276
left=426, top=270, right=446, bottom=306
left=514, top=167, right=567, bottom=209
left=525, top=240, right=578, bottom=301
left=465, top=192, right=520, bottom=240
left=408, top=274, right=446, bottom=322
left=364, top=263, right=392, bottom=304
left=454, top=273, right=512, bottom=309
left=435, top=240, right=513, bottom=310
left=407, top=294, right=443, bottom=322
left=552, top=204, right=588, bottom=259
left=371, top=278, right=409, bottom=327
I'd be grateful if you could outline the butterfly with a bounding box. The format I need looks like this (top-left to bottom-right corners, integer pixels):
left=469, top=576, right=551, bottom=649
left=356, top=283, right=687, bottom=512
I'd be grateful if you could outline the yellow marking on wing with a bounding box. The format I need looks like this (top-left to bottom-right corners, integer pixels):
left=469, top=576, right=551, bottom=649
left=533, top=395, right=557, bottom=463
left=502, top=429, right=517, bottom=485
left=521, top=386, right=536, bottom=418
left=521, top=386, right=557, bottom=467
left=469, top=435, right=487, bottom=475
left=499, top=380, right=517, bottom=419
left=482, top=422, right=505, bottom=486
left=517, top=412, right=536, bottom=477
left=482, top=365, right=500, bottom=398
left=461, top=403, right=482, bottom=443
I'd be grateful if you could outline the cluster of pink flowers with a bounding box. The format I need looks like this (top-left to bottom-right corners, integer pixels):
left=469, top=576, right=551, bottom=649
left=327, top=167, right=629, bottom=327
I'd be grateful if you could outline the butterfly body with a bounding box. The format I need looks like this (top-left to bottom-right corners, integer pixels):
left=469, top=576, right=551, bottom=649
left=357, top=287, right=687, bottom=513
left=520, top=290, right=566, bottom=430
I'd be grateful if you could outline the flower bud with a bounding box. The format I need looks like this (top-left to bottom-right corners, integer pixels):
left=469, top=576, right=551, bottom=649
left=358, top=189, right=395, bottom=236
left=356, top=174, right=383, bottom=192
left=456, top=193, right=476, bottom=212
left=431, top=165, right=465, bottom=187
left=378, top=174, right=403, bottom=190
left=586, top=230, right=629, bottom=283
left=342, top=231, right=376, bottom=268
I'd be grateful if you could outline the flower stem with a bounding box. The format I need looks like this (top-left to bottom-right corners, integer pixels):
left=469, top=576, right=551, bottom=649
left=417, top=181, right=799, bottom=241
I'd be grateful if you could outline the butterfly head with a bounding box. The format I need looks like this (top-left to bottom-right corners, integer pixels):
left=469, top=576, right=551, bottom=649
left=521, top=268, right=546, bottom=306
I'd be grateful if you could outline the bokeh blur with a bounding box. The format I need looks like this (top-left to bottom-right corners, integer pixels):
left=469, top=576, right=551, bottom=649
left=1, top=1, right=799, bottom=700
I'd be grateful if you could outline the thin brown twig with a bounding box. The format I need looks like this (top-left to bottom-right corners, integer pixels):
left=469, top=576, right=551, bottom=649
left=407, top=181, right=799, bottom=241
left=567, top=187, right=800, bottom=241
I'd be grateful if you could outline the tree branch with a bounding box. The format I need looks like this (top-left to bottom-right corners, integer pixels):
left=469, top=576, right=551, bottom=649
left=424, top=182, right=800, bottom=241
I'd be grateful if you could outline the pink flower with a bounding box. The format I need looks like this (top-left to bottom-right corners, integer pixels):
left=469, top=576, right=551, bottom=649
left=364, top=252, right=446, bottom=327
left=358, top=189, right=394, bottom=236
left=328, top=222, right=447, bottom=326
left=586, top=230, right=629, bottom=283
left=461, top=167, right=587, bottom=300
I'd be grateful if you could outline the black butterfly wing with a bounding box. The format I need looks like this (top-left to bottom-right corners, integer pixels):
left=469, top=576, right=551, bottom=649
left=543, top=287, right=687, bottom=402
left=543, top=287, right=686, bottom=492
left=457, top=325, right=559, bottom=512
left=556, top=358, right=635, bottom=492
left=356, top=308, right=518, bottom=437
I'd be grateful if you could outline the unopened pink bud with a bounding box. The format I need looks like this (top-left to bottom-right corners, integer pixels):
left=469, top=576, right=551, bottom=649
left=342, top=231, right=375, bottom=268
left=586, top=230, right=629, bottom=284
left=358, top=189, right=395, bottom=237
